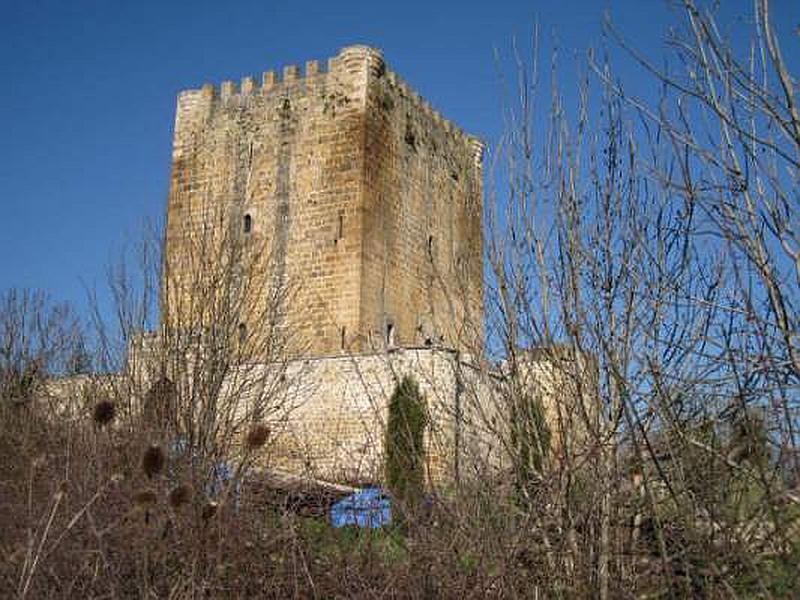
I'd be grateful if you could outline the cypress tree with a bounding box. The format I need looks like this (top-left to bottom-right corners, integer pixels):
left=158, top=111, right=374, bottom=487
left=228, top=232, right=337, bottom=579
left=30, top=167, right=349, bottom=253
left=511, top=393, right=551, bottom=505
left=385, top=375, right=427, bottom=519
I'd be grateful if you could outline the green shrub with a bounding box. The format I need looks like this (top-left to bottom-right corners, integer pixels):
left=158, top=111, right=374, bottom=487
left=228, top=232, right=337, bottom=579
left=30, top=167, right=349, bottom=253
left=385, top=375, right=427, bottom=518
left=510, top=393, right=551, bottom=504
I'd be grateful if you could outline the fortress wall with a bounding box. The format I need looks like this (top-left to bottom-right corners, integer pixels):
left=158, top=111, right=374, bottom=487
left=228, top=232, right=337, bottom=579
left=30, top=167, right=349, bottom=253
left=47, top=342, right=595, bottom=488
left=266, top=347, right=466, bottom=484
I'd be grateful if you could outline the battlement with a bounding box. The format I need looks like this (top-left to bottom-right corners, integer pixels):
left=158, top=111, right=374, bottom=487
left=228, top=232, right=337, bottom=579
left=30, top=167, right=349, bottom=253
left=382, top=68, right=484, bottom=163
left=176, top=45, right=483, bottom=163
left=179, top=45, right=381, bottom=99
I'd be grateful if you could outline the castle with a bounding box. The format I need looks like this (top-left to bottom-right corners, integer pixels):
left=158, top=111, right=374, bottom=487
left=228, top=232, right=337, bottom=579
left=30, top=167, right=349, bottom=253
left=151, top=45, right=492, bottom=484
left=50, top=46, right=585, bottom=487
left=163, top=45, right=484, bottom=359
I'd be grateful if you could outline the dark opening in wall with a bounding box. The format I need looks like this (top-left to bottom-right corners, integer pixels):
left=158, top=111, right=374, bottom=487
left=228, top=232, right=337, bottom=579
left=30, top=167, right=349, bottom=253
left=335, top=211, right=344, bottom=244
left=386, top=323, right=395, bottom=348
left=427, top=235, right=434, bottom=261
left=243, top=214, right=253, bottom=234
left=238, top=323, right=247, bottom=345
left=340, top=326, right=346, bottom=350
left=456, top=255, right=468, bottom=280
left=404, top=118, right=416, bottom=150
left=417, top=323, right=433, bottom=347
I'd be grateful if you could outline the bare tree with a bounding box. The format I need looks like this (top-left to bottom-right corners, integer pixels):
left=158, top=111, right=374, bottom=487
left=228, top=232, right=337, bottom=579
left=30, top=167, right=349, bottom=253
left=471, top=1, right=800, bottom=595
left=0, top=288, right=85, bottom=404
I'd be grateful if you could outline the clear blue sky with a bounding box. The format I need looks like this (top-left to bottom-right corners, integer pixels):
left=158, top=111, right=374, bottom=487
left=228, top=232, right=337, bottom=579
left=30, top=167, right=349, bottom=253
left=0, top=0, right=795, bottom=320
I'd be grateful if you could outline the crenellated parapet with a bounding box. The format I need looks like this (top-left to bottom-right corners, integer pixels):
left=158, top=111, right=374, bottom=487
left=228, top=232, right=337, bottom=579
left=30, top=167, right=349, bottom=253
left=379, top=68, right=484, bottom=166
left=466, top=135, right=485, bottom=167
left=177, top=45, right=383, bottom=103
left=172, top=45, right=380, bottom=143
left=173, top=45, right=483, bottom=166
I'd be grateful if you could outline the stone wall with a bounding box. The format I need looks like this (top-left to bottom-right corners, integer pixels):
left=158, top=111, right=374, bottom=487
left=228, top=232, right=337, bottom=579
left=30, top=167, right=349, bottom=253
left=46, top=341, right=597, bottom=489
left=189, top=346, right=588, bottom=486
left=360, top=53, right=484, bottom=354
left=266, top=347, right=480, bottom=484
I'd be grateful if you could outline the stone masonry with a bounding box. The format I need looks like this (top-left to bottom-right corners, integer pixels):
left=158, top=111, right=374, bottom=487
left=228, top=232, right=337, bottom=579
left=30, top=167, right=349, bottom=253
left=164, top=45, right=484, bottom=359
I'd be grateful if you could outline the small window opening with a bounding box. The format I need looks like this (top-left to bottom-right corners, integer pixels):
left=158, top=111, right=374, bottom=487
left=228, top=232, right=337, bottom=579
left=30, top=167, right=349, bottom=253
left=427, top=235, right=434, bottom=261
left=456, top=255, right=468, bottom=279
left=337, top=213, right=344, bottom=240
left=238, top=323, right=247, bottom=345
left=404, top=123, right=416, bottom=149
left=340, top=326, right=346, bottom=350
left=247, top=141, right=254, bottom=167
left=386, top=323, right=395, bottom=348
left=243, top=213, right=252, bottom=234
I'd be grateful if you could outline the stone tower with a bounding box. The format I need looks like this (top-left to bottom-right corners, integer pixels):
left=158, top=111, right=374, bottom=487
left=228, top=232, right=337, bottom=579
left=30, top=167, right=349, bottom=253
left=164, top=45, right=484, bottom=358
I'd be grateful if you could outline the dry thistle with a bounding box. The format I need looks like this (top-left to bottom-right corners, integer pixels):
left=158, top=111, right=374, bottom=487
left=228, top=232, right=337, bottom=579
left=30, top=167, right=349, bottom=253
left=246, top=423, right=270, bottom=450
left=142, top=444, right=165, bottom=478
left=201, top=500, right=218, bottom=522
left=93, top=399, right=116, bottom=426
left=168, top=484, right=191, bottom=509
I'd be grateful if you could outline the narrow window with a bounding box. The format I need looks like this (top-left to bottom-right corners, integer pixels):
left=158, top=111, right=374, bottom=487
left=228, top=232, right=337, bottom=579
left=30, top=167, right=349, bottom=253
left=238, top=323, right=247, bottom=345
left=337, top=212, right=344, bottom=240
left=456, top=255, right=467, bottom=279
left=340, top=326, right=346, bottom=350
left=427, top=235, right=434, bottom=261
left=404, top=119, right=416, bottom=150
left=386, top=323, right=395, bottom=347
left=243, top=213, right=253, bottom=234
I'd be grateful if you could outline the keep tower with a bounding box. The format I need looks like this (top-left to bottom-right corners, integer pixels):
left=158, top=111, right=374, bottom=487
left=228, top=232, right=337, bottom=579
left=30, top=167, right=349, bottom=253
left=164, top=45, right=484, bottom=358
